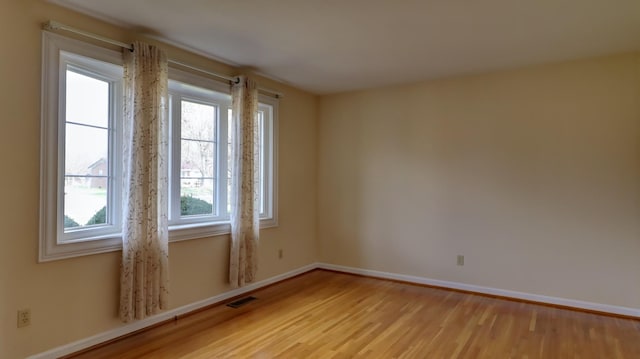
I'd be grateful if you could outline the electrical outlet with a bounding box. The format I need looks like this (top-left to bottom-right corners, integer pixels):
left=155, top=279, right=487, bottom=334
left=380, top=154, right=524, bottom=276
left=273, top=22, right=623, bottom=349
left=457, top=255, right=465, bottom=266
left=278, top=249, right=283, bottom=259
left=17, top=309, right=31, bottom=328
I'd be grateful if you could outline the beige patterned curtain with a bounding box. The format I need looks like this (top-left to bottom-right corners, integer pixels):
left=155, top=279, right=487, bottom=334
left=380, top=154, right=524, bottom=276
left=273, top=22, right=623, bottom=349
left=229, top=76, right=260, bottom=288
left=120, top=42, right=169, bottom=322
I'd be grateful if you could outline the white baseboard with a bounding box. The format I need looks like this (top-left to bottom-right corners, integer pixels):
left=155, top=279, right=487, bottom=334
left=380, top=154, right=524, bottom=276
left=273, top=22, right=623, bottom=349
left=317, top=263, right=640, bottom=318
left=28, top=263, right=318, bottom=359
left=30, top=261, right=639, bottom=358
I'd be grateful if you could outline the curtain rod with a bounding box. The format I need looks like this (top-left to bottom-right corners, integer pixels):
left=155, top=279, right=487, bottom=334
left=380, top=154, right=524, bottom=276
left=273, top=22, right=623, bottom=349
left=43, top=21, right=283, bottom=98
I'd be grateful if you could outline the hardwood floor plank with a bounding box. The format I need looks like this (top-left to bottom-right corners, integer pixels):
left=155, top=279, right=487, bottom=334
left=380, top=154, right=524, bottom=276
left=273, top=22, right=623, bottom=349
left=69, top=270, right=640, bottom=358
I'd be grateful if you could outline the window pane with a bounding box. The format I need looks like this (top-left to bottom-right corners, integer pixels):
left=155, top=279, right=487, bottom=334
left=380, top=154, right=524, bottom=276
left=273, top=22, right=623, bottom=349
left=227, top=109, right=232, bottom=214
left=181, top=179, right=214, bottom=216
left=64, top=123, right=109, bottom=229
left=65, top=123, right=108, bottom=176
left=64, top=67, right=110, bottom=230
left=64, top=179, right=107, bottom=228
left=257, top=111, right=265, bottom=214
left=181, top=100, right=215, bottom=141
left=181, top=139, right=214, bottom=178
left=66, top=69, right=109, bottom=128
left=180, top=100, right=216, bottom=220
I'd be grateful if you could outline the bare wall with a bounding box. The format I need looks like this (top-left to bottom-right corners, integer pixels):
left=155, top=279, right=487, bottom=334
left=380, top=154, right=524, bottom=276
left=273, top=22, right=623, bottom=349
left=318, top=53, right=640, bottom=309
left=0, top=1, right=317, bottom=358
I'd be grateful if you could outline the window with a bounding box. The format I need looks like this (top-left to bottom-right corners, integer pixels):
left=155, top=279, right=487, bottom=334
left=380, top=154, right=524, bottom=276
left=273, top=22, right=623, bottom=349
left=62, top=57, right=123, bottom=239
left=40, top=32, right=124, bottom=261
left=40, top=33, right=278, bottom=261
left=167, top=70, right=278, bottom=242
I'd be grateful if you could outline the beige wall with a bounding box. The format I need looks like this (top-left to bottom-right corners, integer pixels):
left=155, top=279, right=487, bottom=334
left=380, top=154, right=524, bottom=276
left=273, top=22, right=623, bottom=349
left=0, top=1, right=317, bottom=358
left=318, top=54, right=640, bottom=309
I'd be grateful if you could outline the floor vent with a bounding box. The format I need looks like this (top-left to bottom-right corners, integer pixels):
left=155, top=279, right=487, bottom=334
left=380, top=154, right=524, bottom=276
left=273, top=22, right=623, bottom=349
left=226, top=296, right=258, bottom=309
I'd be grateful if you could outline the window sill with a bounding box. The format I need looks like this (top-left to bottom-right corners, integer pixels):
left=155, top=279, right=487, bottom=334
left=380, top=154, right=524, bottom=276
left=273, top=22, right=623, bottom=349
left=169, top=216, right=277, bottom=242
left=39, top=217, right=278, bottom=262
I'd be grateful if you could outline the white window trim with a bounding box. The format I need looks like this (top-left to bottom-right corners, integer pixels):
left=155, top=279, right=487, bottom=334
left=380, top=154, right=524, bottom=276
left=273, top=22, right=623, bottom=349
left=40, top=32, right=124, bottom=262
left=167, top=68, right=279, bottom=243
left=168, top=95, right=227, bottom=225
left=257, top=95, right=279, bottom=230
left=40, top=32, right=279, bottom=261
left=60, top=54, right=124, bottom=243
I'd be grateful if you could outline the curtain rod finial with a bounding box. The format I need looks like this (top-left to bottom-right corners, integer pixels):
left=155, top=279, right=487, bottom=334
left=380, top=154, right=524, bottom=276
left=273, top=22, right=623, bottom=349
left=43, top=21, right=62, bottom=31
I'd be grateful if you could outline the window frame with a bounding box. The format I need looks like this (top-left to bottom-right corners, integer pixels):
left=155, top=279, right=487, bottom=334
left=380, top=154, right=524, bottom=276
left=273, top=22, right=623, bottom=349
left=256, top=97, right=278, bottom=227
left=40, top=33, right=279, bottom=261
left=167, top=69, right=278, bottom=242
left=60, top=54, right=123, bottom=242
left=167, top=69, right=231, bottom=237
left=40, top=32, right=124, bottom=261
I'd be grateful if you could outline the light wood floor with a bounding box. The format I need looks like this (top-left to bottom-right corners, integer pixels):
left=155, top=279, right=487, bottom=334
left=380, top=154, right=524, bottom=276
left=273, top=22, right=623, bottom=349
left=69, top=270, right=640, bottom=358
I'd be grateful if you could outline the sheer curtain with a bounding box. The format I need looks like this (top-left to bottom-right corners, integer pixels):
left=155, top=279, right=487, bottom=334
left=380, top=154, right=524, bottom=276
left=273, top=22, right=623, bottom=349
left=229, top=76, right=260, bottom=288
left=120, top=42, right=170, bottom=322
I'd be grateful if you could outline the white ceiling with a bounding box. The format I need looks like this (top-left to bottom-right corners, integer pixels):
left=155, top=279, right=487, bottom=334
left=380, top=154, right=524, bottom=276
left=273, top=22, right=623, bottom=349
left=50, top=0, right=640, bottom=94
